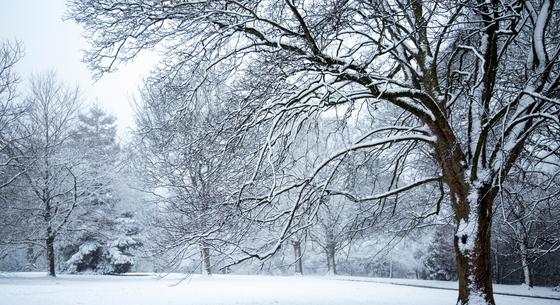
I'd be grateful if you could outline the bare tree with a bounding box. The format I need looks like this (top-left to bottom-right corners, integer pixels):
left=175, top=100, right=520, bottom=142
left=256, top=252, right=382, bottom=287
left=8, top=72, right=82, bottom=276
left=133, top=71, right=245, bottom=275
left=0, top=41, right=36, bottom=271
left=68, top=1, right=560, bottom=304
left=495, top=153, right=560, bottom=287
left=0, top=40, right=21, bottom=109
left=0, top=40, right=26, bottom=189
left=311, top=200, right=353, bottom=276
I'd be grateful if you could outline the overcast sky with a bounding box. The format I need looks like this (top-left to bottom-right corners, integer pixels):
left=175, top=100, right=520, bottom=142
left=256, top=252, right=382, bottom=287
left=0, top=0, right=159, bottom=139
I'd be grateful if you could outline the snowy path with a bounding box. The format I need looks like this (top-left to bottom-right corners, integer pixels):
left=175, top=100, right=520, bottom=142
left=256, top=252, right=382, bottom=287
left=0, top=273, right=558, bottom=305
left=332, top=276, right=560, bottom=300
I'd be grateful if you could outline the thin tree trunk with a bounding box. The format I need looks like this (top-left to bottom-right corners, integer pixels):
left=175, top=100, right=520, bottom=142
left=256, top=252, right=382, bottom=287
left=293, top=241, right=303, bottom=275
left=389, top=254, right=393, bottom=279
left=326, top=241, right=336, bottom=275
left=493, top=246, right=501, bottom=285
left=46, top=234, right=56, bottom=277
left=201, top=245, right=211, bottom=275
left=26, top=243, right=35, bottom=271
left=518, top=237, right=532, bottom=287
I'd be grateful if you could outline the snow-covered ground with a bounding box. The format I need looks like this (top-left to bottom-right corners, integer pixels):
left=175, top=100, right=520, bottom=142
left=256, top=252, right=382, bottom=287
left=0, top=273, right=558, bottom=305
left=335, top=276, right=560, bottom=299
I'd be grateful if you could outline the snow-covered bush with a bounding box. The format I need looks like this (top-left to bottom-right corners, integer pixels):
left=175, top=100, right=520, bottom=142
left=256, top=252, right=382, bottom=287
left=65, top=241, right=103, bottom=273
left=65, top=213, right=142, bottom=274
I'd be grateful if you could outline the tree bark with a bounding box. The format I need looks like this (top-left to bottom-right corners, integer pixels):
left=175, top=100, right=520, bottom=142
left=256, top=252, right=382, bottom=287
left=26, top=243, right=35, bottom=271
left=389, top=255, right=393, bottom=279
left=201, top=245, right=211, bottom=275
left=46, top=234, right=56, bottom=277
left=293, top=241, right=303, bottom=275
left=326, top=241, right=336, bottom=275
left=518, top=237, right=532, bottom=287
left=493, top=245, right=501, bottom=285
left=430, top=121, right=498, bottom=305
left=452, top=185, right=496, bottom=305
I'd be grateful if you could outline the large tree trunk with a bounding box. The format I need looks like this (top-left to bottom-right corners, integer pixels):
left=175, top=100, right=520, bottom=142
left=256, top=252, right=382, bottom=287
left=46, top=234, right=56, bottom=277
left=433, top=123, right=498, bottom=305
left=452, top=184, right=496, bottom=305
left=293, top=241, right=303, bottom=275
left=201, top=245, right=211, bottom=275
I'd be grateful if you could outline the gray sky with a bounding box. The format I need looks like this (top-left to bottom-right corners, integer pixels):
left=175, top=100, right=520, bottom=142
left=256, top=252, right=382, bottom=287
left=0, top=0, right=158, bottom=138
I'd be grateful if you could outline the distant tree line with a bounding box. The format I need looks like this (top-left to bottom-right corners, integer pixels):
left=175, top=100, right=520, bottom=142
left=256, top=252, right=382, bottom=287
left=0, top=40, right=142, bottom=276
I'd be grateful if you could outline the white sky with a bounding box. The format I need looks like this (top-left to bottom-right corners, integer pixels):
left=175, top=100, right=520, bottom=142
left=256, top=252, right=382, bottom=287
left=0, top=0, right=159, bottom=139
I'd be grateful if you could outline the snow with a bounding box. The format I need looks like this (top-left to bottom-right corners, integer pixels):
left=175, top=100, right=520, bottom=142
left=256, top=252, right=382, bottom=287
left=468, top=275, right=489, bottom=305
left=456, top=217, right=477, bottom=253
left=0, top=273, right=557, bottom=305
left=457, top=170, right=491, bottom=255
left=66, top=241, right=101, bottom=265
left=336, top=276, right=560, bottom=299
left=533, top=0, right=551, bottom=68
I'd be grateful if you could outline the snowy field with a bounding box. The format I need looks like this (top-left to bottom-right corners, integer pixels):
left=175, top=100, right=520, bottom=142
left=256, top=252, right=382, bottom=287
left=338, top=276, right=560, bottom=299
left=0, top=273, right=558, bottom=305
